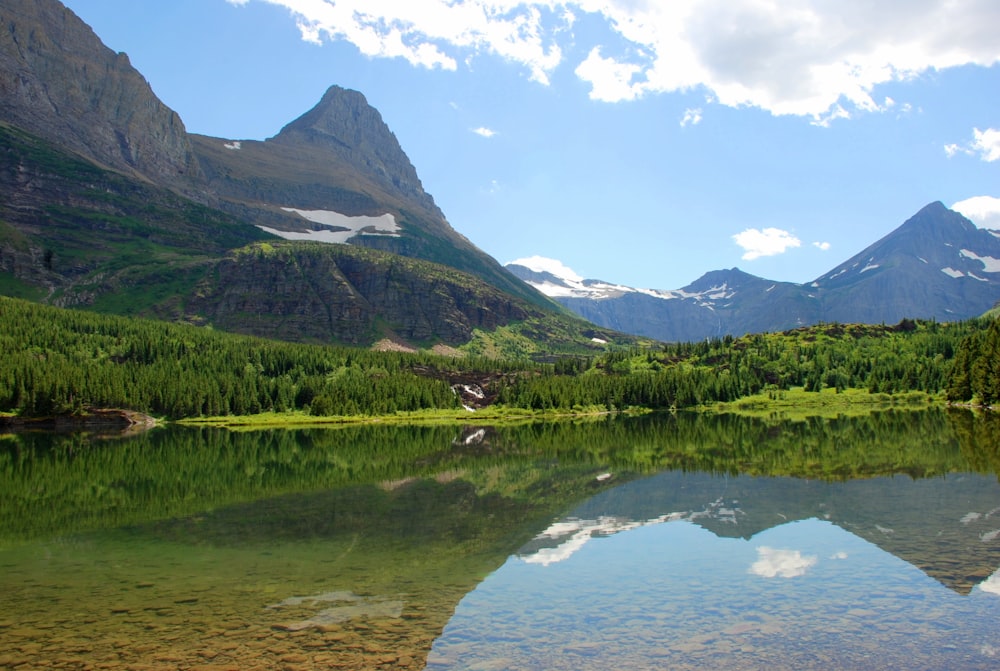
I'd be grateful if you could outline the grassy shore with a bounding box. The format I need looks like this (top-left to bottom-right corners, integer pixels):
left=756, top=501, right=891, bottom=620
left=172, top=389, right=947, bottom=429
left=173, top=404, right=640, bottom=430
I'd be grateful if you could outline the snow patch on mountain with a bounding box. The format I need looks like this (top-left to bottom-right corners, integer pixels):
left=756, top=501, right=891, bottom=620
left=960, top=249, right=1000, bottom=272
left=258, top=209, right=400, bottom=244
left=507, top=256, right=741, bottom=303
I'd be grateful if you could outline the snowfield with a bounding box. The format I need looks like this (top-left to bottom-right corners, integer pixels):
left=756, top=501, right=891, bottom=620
left=257, top=208, right=401, bottom=244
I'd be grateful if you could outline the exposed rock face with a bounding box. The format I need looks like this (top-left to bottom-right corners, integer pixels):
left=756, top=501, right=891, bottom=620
left=186, top=244, right=537, bottom=346
left=0, top=0, right=200, bottom=184
left=271, top=86, right=440, bottom=217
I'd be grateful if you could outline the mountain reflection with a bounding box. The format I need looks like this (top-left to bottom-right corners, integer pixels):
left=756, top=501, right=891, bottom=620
left=516, top=470, right=1000, bottom=595
left=434, top=472, right=1000, bottom=670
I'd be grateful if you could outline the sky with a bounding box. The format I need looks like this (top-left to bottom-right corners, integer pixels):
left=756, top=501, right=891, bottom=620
left=60, top=0, right=1000, bottom=290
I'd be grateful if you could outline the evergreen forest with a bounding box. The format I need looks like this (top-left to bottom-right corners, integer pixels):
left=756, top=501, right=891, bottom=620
left=1, top=296, right=997, bottom=421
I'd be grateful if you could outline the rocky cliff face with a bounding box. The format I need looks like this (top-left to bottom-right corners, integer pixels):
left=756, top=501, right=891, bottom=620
left=0, top=0, right=200, bottom=185
left=185, top=244, right=537, bottom=346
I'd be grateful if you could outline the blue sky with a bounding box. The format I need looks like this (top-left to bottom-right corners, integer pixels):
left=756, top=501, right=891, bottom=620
left=61, top=0, right=1000, bottom=290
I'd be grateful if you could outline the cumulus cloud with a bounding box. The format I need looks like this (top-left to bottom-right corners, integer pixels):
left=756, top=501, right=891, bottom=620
left=750, top=547, right=817, bottom=578
left=507, top=255, right=583, bottom=282
left=946, top=128, right=1000, bottom=162
left=952, top=196, right=1000, bottom=229
left=235, top=0, right=561, bottom=81
left=813, top=241, right=831, bottom=251
left=472, top=126, right=497, bottom=138
left=234, top=0, right=1000, bottom=121
left=733, top=227, right=802, bottom=260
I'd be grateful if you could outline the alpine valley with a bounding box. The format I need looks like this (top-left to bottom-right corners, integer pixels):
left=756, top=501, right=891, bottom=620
left=507, top=202, right=1000, bottom=343
left=0, top=0, right=621, bottom=354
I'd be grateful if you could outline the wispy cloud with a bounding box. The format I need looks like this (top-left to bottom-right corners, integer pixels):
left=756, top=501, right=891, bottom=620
left=231, top=1, right=1000, bottom=121
left=680, top=108, right=702, bottom=127
left=472, top=126, right=497, bottom=138
left=952, top=195, right=1000, bottom=229
left=946, top=128, right=1000, bottom=162
left=733, top=227, right=802, bottom=260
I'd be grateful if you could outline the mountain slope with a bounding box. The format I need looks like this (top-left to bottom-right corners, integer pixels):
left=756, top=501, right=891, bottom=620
left=810, top=201, right=1000, bottom=323
left=0, top=0, right=609, bottom=352
left=188, top=86, right=545, bottom=308
left=509, top=202, right=1000, bottom=342
left=0, top=0, right=199, bottom=185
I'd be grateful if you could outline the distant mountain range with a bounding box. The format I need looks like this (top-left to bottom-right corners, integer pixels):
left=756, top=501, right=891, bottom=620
left=0, top=0, right=618, bottom=353
left=507, top=202, right=1000, bottom=342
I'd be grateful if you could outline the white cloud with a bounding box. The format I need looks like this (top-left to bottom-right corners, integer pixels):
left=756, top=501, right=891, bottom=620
left=813, top=241, right=831, bottom=251
left=472, top=126, right=497, bottom=138
left=574, top=47, right=644, bottom=102
left=946, top=128, right=1000, bottom=162
left=680, top=108, right=702, bottom=127
left=507, top=255, right=583, bottom=282
left=749, top=546, right=817, bottom=578
left=733, top=227, right=802, bottom=260
left=238, top=1, right=1000, bottom=121
left=973, top=128, right=1000, bottom=161
left=241, top=0, right=561, bottom=80
left=952, top=196, right=1000, bottom=229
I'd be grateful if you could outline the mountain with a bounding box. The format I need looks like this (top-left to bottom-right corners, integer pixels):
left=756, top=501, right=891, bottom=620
left=509, top=202, right=1000, bottom=342
left=809, top=201, right=1000, bottom=323
left=0, top=0, right=199, bottom=185
left=0, top=0, right=619, bottom=353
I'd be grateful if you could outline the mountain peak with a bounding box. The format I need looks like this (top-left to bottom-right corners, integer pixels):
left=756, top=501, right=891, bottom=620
left=273, top=85, right=373, bottom=140
left=269, top=85, right=436, bottom=213
left=898, top=200, right=976, bottom=235
left=683, top=267, right=763, bottom=293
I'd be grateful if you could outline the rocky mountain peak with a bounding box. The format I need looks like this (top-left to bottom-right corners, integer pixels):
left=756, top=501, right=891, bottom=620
left=270, top=85, right=438, bottom=214
left=896, top=201, right=976, bottom=238
left=0, top=0, right=200, bottom=184
left=683, top=267, right=762, bottom=293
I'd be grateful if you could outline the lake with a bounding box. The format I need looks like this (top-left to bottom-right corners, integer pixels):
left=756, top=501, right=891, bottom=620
left=1, top=409, right=999, bottom=670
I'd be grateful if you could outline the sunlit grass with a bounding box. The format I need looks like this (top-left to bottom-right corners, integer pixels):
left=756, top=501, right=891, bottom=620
left=174, top=405, right=637, bottom=429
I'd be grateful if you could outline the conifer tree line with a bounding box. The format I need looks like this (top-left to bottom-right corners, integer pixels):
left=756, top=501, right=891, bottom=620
left=0, top=296, right=997, bottom=419
left=946, top=317, right=1000, bottom=406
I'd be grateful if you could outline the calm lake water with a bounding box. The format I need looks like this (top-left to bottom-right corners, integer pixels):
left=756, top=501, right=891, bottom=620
left=1, top=409, right=999, bottom=670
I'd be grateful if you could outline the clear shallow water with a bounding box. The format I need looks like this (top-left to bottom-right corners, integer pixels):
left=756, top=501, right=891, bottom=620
left=429, top=472, right=1000, bottom=670
left=1, top=412, right=999, bottom=670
